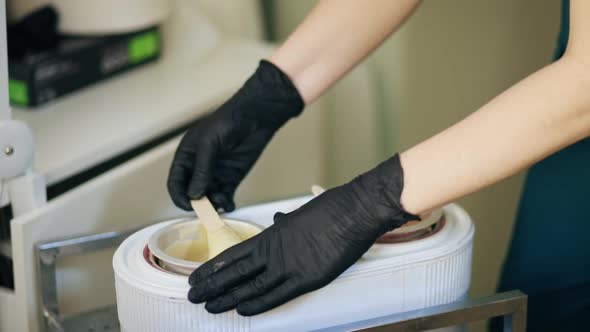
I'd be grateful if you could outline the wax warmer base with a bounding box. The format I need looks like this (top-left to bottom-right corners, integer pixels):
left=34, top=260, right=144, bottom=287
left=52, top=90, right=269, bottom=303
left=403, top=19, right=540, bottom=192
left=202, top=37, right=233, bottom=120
left=114, top=196, right=474, bottom=332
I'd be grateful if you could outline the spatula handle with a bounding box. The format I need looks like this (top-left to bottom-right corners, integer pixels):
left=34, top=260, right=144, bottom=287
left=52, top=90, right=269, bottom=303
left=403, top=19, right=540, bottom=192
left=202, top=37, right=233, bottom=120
left=191, top=197, right=224, bottom=231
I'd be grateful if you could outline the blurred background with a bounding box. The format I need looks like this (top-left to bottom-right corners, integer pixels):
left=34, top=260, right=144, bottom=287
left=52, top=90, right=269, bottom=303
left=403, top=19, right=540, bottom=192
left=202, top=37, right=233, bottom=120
left=1, top=0, right=562, bottom=331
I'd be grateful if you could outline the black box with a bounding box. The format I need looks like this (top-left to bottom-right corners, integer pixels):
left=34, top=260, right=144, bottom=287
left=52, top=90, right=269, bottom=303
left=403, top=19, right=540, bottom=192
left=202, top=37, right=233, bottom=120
left=9, top=27, right=161, bottom=108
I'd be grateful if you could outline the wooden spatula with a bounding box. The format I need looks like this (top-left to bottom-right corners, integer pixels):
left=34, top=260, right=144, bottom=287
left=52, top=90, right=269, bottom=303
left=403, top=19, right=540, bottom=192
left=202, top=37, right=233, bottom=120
left=191, top=197, right=242, bottom=259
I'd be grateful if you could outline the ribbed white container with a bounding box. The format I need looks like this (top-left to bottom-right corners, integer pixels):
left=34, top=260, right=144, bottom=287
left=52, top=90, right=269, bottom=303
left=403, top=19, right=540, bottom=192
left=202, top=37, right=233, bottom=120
left=114, top=196, right=474, bottom=332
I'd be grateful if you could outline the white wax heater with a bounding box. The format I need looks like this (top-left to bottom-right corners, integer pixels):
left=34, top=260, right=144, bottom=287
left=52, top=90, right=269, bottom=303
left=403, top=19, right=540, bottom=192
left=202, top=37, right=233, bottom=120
left=113, top=196, right=474, bottom=332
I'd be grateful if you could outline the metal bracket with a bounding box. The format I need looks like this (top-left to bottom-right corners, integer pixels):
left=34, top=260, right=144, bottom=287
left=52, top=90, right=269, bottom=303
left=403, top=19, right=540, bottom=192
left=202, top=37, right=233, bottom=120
left=36, top=228, right=140, bottom=332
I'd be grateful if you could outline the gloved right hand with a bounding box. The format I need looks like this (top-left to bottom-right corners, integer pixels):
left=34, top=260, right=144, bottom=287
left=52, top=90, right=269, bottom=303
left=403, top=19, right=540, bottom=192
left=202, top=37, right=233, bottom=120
left=167, top=60, right=304, bottom=211
left=187, top=154, right=420, bottom=316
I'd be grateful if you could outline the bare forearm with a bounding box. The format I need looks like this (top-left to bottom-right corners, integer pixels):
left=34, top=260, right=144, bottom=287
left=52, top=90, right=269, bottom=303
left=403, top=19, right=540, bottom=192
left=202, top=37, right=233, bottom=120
left=400, top=57, right=590, bottom=214
left=269, top=0, right=421, bottom=103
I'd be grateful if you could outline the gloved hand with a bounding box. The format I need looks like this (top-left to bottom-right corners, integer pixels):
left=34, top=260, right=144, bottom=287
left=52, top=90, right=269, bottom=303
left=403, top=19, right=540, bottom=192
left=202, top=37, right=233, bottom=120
left=188, top=154, right=419, bottom=316
left=168, top=60, right=304, bottom=211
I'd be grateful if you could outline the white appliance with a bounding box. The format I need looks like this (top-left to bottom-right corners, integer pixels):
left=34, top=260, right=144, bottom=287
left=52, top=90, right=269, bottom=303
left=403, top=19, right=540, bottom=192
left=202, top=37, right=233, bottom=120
left=114, top=197, right=473, bottom=332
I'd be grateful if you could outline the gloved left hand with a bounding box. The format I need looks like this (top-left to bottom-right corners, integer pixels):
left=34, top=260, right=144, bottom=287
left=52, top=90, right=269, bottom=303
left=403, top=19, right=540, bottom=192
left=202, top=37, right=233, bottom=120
left=167, top=60, right=303, bottom=212
left=187, top=154, right=419, bottom=316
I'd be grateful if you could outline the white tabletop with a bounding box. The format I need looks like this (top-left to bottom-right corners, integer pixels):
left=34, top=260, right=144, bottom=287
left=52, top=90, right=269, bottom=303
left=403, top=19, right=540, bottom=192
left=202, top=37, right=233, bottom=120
left=13, top=40, right=273, bottom=185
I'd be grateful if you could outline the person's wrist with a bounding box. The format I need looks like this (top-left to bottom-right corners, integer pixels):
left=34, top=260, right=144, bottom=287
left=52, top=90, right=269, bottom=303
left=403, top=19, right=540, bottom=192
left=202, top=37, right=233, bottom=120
left=351, top=154, right=420, bottom=232
left=234, top=60, right=304, bottom=130
left=255, top=60, right=304, bottom=112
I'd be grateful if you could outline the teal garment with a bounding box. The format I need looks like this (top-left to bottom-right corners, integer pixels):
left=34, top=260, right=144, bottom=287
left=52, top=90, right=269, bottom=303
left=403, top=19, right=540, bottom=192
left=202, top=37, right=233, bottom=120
left=493, top=1, right=590, bottom=330
left=554, top=0, right=570, bottom=59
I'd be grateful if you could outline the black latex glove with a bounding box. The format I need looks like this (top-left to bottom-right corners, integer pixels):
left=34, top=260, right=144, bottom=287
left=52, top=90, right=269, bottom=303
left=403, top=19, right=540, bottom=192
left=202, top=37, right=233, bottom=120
left=188, top=154, right=419, bottom=316
left=167, top=60, right=304, bottom=211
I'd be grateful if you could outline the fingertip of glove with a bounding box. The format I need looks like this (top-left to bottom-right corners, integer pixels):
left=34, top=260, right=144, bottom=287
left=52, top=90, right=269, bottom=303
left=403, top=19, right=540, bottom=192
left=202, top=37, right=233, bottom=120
left=210, top=193, right=236, bottom=213
left=189, top=265, right=212, bottom=287
left=223, top=199, right=236, bottom=212
left=171, top=195, right=193, bottom=211
left=188, top=287, right=208, bottom=304
left=236, top=302, right=259, bottom=317
left=205, top=300, right=228, bottom=314
left=223, top=204, right=236, bottom=213
left=167, top=182, right=193, bottom=211
left=188, top=271, right=201, bottom=287
left=187, top=287, right=200, bottom=303
left=272, top=212, right=287, bottom=224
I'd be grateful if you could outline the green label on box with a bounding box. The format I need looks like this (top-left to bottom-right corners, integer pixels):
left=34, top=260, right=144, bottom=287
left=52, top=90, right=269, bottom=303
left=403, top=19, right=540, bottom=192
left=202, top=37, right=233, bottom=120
left=9, top=80, right=29, bottom=105
left=128, top=31, right=160, bottom=64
